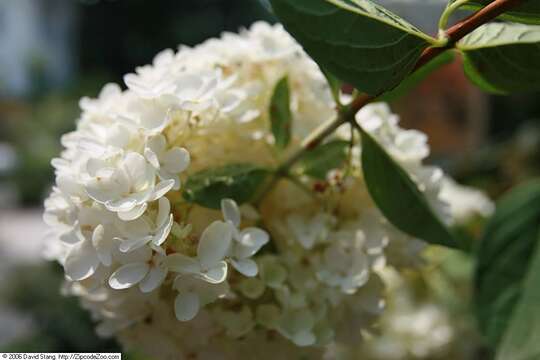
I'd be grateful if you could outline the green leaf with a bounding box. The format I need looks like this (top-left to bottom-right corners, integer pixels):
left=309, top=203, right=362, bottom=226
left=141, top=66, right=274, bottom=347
left=183, top=164, right=272, bottom=209
left=270, top=76, right=292, bottom=149
left=465, top=0, right=540, bottom=25
left=458, top=22, right=540, bottom=94
left=360, top=128, right=457, bottom=248
left=474, top=180, right=540, bottom=349
left=496, top=229, right=540, bottom=360
left=269, top=0, right=436, bottom=95
left=379, top=50, right=455, bottom=102
left=321, top=68, right=342, bottom=105
left=296, top=140, right=349, bottom=179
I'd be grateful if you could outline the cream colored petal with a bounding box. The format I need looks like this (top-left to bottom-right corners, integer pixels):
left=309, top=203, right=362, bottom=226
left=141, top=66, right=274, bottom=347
left=108, top=262, right=149, bottom=290
left=162, top=147, right=190, bottom=173
left=221, top=198, right=240, bottom=228
left=64, top=240, right=100, bottom=281
left=198, top=221, right=233, bottom=269
left=139, top=266, right=167, bottom=293
left=174, top=292, right=200, bottom=322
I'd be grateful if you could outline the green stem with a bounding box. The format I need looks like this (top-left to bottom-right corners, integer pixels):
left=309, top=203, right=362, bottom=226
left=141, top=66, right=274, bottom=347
left=438, top=0, right=470, bottom=32
left=276, top=92, right=372, bottom=179
left=417, top=0, right=527, bottom=69
left=254, top=95, right=372, bottom=204
left=349, top=116, right=364, bottom=135
left=277, top=114, right=345, bottom=174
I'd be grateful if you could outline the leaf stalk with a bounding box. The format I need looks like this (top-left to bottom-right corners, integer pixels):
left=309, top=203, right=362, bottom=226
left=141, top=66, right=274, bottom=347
left=256, top=0, right=528, bottom=205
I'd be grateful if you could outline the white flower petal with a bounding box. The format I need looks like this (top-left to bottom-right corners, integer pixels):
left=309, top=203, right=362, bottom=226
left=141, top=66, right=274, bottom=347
left=108, top=262, right=149, bottom=289
left=122, top=156, right=155, bottom=193
left=221, top=199, right=240, bottom=228
left=118, top=203, right=148, bottom=221
left=288, top=309, right=315, bottom=334
left=231, top=258, right=258, bottom=277
left=198, top=281, right=229, bottom=305
left=96, top=250, right=112, bottom=267
left=235, top=228, right=269, bottom=258
left=144, top=147, right=161, bottom=169
left=92, top=225, right=113, bottom=266
left=60, top=224, right=83, bottom=244
left=146, top=134, right=167, bottom=158
left=118, top=235, right=152, bottom=253
left=162, top=147, right=190, bottom=173
left=85, top=158, right=107, bottom=176
left=292, top=331, right=316, bottom=347
left=200, top=261, right=228, bottom=284
left=91, top=224, right=105, bottom=248
left=156, top=169, right=180, bottom=190
left=153, top=214, right=173, bottom=247
left=156, top=197, right=171, bottom=228
left=174, top=292, right=200, bottom=322
left=122, top=152, right=151, bottom=186
left=86, top=168, right=130, bottom=204
left=139, top=266, right=167, bottom=293
left=198, top=221, right=233, bottom=269
left=57, top=175, right=85, bottom=198
left=118, top=216, right=152, bottom=237
left=165, top=253, right=201, bottom=274
left=105, top=197, right=137, bottom=212
left=150, top=242, right=166, bottom=255
left=175, top=74, right=205, bottom=99
left=115, top=245, right=152, bottom=264
left=64, top=240, right=100, bottom=281
left=217, top=90, right=244, bottom=113
left=107, top=123, right=130, bottom=149
left=149, top=179, right=175, bottom=201
left=130, top=101, right=171, bottom=133
left=342, top=270, right=369, bottom=294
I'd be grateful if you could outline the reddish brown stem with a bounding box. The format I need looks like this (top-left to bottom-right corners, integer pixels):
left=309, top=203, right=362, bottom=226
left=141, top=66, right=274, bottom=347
left=347, top=0, right=527, bottom=115
left=258, top=0, right=527, bottom=202
left=415, top=0, right=526, bottom=69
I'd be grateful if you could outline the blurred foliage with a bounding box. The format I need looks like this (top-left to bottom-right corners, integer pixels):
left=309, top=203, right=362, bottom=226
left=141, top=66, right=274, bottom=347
left=77, top=0, right=272, bottom=82
left=0, top=263, right=155, bottom=358
left=449, top=120, right=540, bottom=198
left=2, top=95, right=75, bottom=205
left=0, top=263, right=120, bottom=353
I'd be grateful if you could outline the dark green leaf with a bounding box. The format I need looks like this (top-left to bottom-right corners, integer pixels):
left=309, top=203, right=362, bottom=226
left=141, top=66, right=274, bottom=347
left=183, top=164, right=272, bottom=209
left=297, top=140, right=349, bottom=179
left=379, top=50, right=455, bottom=102
left=270, top=0, right=436, bottom=95
left=496, top=228, right=540, bottom=360
left=270, top=76, right=292, bottom=149
left=321, top=68, right=342, bottom=104
left=360, top=128, right=457, bottom=248
left=465, top=0, right=540, bottom=25
left=458, top=22, right=540, bottom=94
left=474, top=180, right=540, bottom=349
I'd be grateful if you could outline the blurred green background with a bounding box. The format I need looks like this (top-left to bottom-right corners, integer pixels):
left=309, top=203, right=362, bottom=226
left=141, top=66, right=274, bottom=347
left=0, top=0, right=538, bottom=357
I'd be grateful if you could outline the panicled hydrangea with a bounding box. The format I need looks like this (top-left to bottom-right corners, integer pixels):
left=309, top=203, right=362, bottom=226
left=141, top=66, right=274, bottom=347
left=43, top=22, right=493, bottom=359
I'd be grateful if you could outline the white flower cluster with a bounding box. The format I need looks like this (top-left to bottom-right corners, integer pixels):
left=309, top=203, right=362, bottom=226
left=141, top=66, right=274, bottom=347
left=43, top=22, right=490, bottom=359
left=336, top=259, right=487, bottom=360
